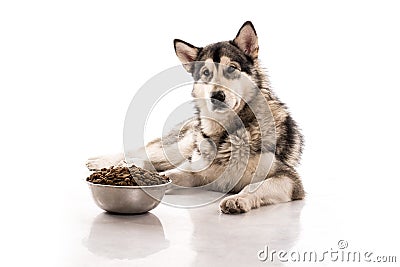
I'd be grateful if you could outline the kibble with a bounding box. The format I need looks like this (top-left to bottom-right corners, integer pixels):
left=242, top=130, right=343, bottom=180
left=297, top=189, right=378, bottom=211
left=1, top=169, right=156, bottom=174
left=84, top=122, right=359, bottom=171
left=86, top=165, right=170, bottom=186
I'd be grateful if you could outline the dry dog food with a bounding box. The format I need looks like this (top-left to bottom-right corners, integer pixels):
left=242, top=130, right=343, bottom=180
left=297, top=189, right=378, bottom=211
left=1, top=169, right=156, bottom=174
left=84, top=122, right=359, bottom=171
left=86, top=165, right=169, bottom=186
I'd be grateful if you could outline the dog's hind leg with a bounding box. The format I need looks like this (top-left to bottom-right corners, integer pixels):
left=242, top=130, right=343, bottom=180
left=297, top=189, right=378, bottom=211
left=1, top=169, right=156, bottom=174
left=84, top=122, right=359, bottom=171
left=219, top=163, right=304, bottom=214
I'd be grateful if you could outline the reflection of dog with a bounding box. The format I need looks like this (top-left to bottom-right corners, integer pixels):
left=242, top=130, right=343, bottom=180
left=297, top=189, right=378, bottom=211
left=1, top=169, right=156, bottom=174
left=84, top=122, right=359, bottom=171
left=87, top=21, right=305, bottom=214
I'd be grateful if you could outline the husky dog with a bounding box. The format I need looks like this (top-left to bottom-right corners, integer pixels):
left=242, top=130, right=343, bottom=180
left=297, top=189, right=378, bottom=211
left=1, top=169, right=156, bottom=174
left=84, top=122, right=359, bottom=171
left=86, top=21, right=305, bottom=214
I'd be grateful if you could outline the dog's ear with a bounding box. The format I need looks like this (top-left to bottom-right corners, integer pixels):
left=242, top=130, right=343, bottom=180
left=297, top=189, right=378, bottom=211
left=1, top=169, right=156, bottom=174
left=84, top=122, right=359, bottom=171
left=174, top=39, right=200, bottom=72
left=233, top=21, right=259, bottom=58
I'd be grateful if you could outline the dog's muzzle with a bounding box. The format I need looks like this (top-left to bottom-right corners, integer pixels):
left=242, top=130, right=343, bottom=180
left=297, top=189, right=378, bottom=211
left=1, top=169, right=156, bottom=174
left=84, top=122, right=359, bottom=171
left=210, top=91, right=226, bottom=109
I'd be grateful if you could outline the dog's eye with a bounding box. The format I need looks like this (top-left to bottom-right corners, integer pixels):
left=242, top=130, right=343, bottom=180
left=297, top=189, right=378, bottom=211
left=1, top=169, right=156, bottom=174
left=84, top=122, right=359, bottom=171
left=227, top=65, right=237, bottom=73
left=203, top=69, right=210, bottom=77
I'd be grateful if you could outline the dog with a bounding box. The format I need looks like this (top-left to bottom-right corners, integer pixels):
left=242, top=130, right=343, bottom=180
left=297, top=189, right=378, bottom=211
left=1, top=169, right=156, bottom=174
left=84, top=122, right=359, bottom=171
left=86, top=21, right=305, bottom=214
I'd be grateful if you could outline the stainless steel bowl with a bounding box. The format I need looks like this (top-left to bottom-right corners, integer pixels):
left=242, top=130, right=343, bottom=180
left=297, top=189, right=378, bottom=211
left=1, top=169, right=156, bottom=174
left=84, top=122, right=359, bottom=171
left=86, top=180, right=172, bottom=214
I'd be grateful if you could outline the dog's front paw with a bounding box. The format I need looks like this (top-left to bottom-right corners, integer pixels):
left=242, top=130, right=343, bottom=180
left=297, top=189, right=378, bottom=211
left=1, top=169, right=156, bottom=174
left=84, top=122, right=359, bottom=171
left=125, top=158, right=155, bottom=172
left=86, top=154, right=124, bottom=171
left=220, top=195, right=252, bottom=214
left=160, top=169, right=195, bottom=187
left=86, top=157, right=112, bottom=171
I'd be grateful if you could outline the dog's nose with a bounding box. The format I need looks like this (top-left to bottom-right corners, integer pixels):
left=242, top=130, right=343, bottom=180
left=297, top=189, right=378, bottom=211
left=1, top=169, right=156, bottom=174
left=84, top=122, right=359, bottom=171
left=210, top=91, right=225, bottom=103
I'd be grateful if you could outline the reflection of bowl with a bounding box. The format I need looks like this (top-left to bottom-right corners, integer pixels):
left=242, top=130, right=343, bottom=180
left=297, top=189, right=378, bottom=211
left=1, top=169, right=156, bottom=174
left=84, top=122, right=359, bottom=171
left=84, top=212, right=169, bottom=260
left=86, top=180, right=172, bottom=214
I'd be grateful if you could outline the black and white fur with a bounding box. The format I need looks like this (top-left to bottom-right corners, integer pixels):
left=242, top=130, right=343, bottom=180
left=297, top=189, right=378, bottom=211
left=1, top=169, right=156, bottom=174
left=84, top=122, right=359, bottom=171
left=86, top=21, right=305, bottom=214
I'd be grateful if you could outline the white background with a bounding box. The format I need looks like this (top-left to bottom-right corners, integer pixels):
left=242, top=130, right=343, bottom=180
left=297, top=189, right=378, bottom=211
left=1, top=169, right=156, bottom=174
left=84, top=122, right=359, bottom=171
left=1, top=0, right=400, bottom=266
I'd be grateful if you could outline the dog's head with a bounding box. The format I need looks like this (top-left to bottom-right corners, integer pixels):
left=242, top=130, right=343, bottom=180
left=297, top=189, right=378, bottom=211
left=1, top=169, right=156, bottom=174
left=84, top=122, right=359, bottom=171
left=174, top=21, right=260, bottom=115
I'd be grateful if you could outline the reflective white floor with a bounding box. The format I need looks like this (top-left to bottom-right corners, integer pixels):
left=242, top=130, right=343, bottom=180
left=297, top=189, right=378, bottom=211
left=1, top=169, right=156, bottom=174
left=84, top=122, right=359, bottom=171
left=65, top=179, right=399, bottom=267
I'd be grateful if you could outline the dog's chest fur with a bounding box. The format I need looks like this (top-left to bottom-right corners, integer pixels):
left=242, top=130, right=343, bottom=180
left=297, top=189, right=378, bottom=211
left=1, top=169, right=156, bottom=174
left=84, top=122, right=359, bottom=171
left=191, top=108, right=272, bottom=192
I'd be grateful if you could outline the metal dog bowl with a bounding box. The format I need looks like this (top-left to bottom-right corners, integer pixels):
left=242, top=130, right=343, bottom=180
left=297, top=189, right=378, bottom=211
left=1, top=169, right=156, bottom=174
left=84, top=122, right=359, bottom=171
left=86, top=180, right=172, bottom=214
